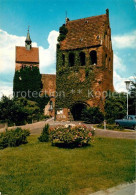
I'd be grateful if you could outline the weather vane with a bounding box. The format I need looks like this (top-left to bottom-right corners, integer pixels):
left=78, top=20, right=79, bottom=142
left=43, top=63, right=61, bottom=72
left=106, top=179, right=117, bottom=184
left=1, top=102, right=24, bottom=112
left=28, top=25, right=30, bottom=32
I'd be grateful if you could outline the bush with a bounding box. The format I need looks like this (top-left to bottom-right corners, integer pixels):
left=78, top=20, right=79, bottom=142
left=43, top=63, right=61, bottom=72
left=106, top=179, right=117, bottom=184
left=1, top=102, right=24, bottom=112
left=0, top=128, right=30, bottom=149
left=38, top=124, right=50, bottom=142
left=81, top=107, right=104, bottom=124
left=50, top=125, right=94, bottom=147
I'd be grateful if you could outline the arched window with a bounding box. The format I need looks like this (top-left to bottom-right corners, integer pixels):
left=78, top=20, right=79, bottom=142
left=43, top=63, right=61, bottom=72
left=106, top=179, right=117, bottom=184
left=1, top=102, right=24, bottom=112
left=79, top=52, right=85, bottom=66
left=62, top=54, right=65, bottom=66
left=69, top=53, right=75, bottom=67
left=90, top=50, right=97, bottom=65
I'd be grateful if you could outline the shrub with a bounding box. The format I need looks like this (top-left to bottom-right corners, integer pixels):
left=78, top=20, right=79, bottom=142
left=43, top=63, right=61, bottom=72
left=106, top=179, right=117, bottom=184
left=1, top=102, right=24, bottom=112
left=0, top=128, right=30, bottom=149
left=38, top=124, right=50, bottom=142
left=81, top=107, right=104, bottom=124
left=50, top=125, right=94, bottom=147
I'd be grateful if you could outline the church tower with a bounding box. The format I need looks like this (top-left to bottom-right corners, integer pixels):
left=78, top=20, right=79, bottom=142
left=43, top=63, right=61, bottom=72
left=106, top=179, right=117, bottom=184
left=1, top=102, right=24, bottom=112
left=15, top=28, right=39, bottom=71
left=55, top=9, right=114, bottom=121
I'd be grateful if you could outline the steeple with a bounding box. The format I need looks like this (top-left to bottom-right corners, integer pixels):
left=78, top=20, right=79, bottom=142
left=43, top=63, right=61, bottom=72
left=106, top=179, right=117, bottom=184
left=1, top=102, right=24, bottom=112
left=25, top=26, right=32, bottom=50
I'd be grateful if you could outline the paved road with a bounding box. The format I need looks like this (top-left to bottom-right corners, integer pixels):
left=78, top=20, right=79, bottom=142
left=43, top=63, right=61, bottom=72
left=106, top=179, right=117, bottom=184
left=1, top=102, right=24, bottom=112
left=89, top=182, right=136, bottom=195
left=1, top=118, right=136, bottom=139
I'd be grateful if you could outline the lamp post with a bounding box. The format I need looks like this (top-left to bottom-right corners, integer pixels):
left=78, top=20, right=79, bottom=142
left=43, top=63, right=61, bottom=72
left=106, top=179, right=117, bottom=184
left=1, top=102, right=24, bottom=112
left=124, top=81, right=131, bottom=116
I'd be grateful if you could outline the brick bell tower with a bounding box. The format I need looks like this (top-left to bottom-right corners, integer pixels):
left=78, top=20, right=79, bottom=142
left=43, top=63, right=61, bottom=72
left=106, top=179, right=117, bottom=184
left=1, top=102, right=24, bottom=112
left=15, top=27, right=39, bottom=71
left=55, top=9, right=114, bottom=121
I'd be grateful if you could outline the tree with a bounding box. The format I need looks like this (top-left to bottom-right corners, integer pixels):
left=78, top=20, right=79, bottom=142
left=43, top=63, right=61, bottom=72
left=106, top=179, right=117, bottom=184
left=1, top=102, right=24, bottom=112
left=0, top=96, right=42, bottom=125
left=104, top=92, right=126, bottom=124
left=81, top=107, right=104, bottom=124
left=0, top=96, right=28, bottom=125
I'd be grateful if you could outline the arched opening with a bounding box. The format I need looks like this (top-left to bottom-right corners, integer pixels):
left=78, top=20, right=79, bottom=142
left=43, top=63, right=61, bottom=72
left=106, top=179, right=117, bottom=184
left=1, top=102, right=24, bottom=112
left=62, top=54, right=65, bottom=66
left=71, top=102, right=87, bottom=121
left=69, top=53, right=75, bottom=67
left=90, top=50, right=97, bottom=65
left=79, top=52, right=85, bottom=66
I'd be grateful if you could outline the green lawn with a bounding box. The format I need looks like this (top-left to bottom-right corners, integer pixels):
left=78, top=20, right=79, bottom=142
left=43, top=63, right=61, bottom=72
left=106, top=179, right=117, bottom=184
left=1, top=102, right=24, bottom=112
left=0, top=136, right=135, bottom=195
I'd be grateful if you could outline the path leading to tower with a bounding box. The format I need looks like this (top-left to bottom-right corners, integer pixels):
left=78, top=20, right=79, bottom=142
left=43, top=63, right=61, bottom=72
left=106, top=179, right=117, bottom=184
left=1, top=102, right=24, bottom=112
left=1, top=118, right=135, bottom=139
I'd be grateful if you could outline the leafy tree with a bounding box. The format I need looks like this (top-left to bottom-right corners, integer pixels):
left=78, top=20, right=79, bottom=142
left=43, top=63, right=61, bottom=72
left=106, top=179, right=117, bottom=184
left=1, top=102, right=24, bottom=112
left=104, top=92, right=126, bottom=124
left=0, top=96, right=42, bottom=125
left=14, top=97, right=41, bottom=123
left=0, top=96, right=28, bottom=125
left=81, top=107, right=104, bottom=124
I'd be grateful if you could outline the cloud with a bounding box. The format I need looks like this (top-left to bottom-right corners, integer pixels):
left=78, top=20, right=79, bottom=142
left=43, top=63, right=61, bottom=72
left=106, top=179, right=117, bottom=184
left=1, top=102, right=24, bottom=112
left=113, top=71, right=134, bottom=92
left=39, top=30, right=59, bottom=73
left=114, top=53, right=126, bottom=72
left=0, top=81, right=13, bottom=99
left=112, top=30, right=136, bottom=49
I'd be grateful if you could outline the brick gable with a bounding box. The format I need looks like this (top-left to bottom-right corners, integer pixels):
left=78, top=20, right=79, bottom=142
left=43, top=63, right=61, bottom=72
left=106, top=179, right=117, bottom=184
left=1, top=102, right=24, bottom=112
left=16, top=46, right=39, bottom=63
left=60, top=14, right=108, bottom=50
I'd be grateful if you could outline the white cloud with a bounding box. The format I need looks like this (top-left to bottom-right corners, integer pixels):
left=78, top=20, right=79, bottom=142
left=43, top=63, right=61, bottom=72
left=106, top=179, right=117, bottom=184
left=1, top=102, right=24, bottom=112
left=39, top=30, right=59, bottom=72
left=0, top=82, right=13, bottom=99
left=113, top=71, right=134, bottom=92
left=114, top=53, right=126, bottom=72
left=112, top=30, right=136, bottom=49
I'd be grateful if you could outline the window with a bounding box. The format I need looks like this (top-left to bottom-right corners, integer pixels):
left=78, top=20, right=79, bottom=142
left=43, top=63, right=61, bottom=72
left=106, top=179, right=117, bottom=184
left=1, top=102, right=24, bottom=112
left=79, top=52, right=85, bottom=66
left=69, top=53, right=75, bottom=67
left=90, top=50, right=97, bottom=65
left=62, top=54, right=65, bottom=66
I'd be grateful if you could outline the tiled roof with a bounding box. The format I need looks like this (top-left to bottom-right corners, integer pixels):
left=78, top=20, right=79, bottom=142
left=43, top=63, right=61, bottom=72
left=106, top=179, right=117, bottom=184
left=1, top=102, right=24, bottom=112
left=16, top=46, right=39, bottom=63
left=60, top=14, right=108, bottom=50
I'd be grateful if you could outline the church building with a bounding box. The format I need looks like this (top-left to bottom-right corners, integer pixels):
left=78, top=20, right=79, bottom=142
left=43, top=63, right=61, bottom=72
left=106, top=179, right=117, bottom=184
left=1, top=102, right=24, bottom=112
left=14, top=9, right=114, bottom=121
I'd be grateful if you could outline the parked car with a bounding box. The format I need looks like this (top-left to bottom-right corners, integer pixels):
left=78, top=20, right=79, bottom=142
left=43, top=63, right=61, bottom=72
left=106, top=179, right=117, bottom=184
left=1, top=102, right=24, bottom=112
left=115, top=115, right=136, bottom=130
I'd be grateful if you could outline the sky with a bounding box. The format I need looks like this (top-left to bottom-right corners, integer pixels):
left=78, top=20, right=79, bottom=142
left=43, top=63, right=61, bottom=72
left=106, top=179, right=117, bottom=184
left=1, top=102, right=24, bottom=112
left=0, top=0, right=136, bottom=97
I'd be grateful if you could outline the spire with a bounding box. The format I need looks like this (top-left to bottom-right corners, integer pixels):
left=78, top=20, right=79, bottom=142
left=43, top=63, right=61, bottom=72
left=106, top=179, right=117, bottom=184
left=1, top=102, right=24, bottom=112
left=25, top=26, right=32, bottom=50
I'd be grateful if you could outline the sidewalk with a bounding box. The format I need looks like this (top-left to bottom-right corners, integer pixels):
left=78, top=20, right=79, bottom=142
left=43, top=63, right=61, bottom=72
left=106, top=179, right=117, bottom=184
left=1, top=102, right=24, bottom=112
left=89, top=182, right=136, bottom=195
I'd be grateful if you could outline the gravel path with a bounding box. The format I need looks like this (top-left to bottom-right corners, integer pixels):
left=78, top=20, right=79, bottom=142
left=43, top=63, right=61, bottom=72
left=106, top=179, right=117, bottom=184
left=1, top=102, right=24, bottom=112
left=0, top=118, right=136, bottom=139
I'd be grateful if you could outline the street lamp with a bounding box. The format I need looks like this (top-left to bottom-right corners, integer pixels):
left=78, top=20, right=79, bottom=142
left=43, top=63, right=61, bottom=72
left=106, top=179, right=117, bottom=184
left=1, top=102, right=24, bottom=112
left=124, top=80, right=131, bottom=116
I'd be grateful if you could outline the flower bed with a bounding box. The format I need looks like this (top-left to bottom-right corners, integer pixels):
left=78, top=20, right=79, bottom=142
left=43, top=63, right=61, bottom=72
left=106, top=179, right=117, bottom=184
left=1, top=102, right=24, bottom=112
left=50, top=125, right=94, bottom=147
